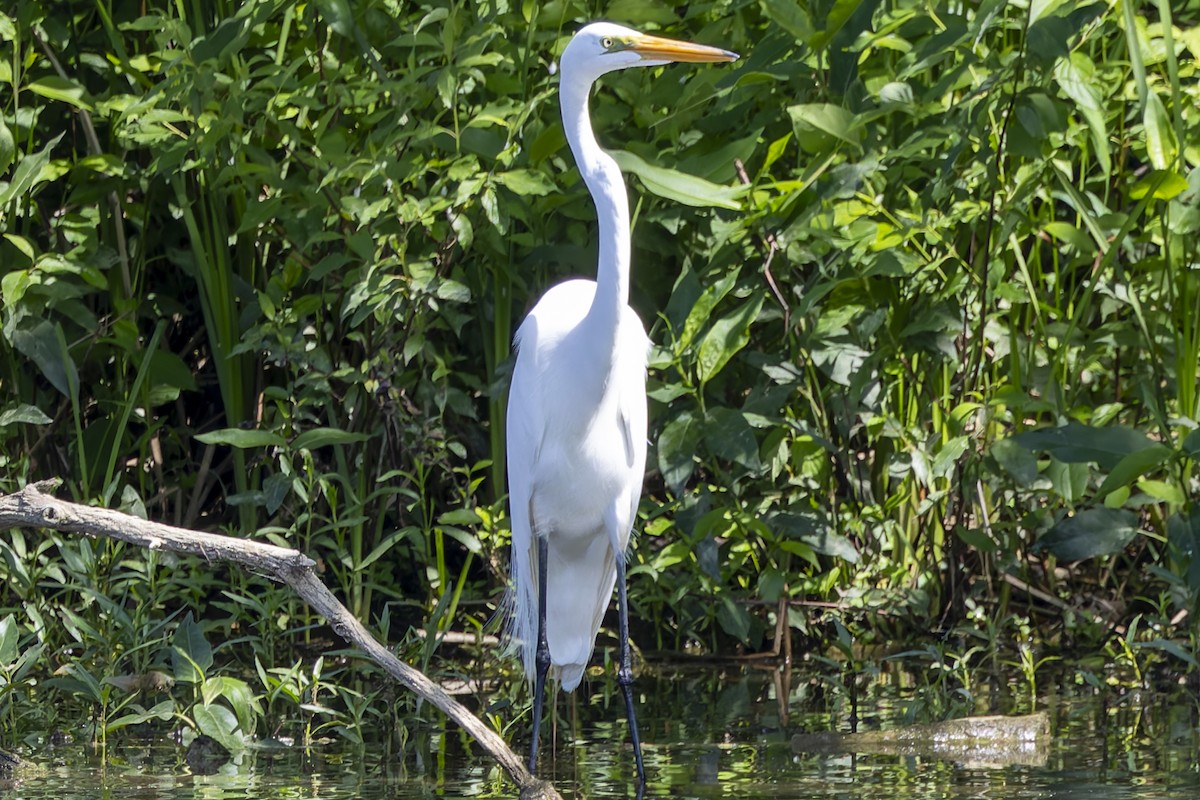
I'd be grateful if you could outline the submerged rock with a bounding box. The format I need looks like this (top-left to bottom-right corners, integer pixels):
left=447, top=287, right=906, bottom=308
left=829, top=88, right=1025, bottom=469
left=790, top=712, right=1050, bottom=767
left=186, top=735, right=230, bottom=775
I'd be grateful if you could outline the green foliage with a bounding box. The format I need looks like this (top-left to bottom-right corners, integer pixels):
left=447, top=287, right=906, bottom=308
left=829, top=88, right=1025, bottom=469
left=2, top=0, right=1200, bottom=741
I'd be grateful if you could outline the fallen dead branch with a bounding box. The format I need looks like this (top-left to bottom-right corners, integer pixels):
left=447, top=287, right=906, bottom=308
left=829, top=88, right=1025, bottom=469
left=0, top=480, right=559, bottom=800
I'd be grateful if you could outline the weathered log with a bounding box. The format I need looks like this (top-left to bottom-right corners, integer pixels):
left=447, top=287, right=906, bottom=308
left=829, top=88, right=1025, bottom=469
left=791, top=712, right=1050, bottom=767
left=0, top=481, right=559, bottom=800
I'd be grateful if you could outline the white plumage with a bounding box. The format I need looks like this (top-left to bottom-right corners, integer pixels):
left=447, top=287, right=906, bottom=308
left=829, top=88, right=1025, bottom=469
left=502, top=21, right=738, bottom=782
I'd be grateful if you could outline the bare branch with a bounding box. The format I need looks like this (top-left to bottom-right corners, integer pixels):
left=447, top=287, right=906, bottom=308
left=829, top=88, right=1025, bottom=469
left=0, top=483, right=560, bottom=800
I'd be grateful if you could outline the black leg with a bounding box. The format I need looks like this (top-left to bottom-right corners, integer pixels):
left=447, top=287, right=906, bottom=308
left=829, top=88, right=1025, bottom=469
left=529, top=535, right=551, bottom=773
left=614, top=549, right=646, bottom=785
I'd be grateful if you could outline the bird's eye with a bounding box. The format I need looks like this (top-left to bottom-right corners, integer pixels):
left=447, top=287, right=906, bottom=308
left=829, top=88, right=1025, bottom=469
left=601, top=37, right=613, bottom=49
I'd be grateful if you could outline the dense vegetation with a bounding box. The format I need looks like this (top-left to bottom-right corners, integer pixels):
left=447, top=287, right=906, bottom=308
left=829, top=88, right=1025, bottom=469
left=1, top=0, right=1199, bottom=751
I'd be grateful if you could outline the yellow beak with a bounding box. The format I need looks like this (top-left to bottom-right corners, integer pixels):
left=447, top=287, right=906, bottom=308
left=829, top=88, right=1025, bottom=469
left=629, top=34, right=739, bottom=63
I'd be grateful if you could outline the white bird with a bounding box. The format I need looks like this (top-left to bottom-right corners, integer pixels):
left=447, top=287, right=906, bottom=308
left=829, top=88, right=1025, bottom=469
left=504, top=22, right=738, bottom=783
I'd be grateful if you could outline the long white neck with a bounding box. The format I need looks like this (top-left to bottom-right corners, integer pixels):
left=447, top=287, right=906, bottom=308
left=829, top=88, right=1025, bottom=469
left=560, top=72, right=630, bottom=344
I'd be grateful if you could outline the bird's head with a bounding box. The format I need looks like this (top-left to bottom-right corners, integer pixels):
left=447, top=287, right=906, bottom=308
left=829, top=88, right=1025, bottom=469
left=559, top=22, right=738, bottom=84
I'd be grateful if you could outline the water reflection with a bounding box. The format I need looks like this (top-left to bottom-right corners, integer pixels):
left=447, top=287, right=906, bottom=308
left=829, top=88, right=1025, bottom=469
left=4, top=666, right=1199, bottom=799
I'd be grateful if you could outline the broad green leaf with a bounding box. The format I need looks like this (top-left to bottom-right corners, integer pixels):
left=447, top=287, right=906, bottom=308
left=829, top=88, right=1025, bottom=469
left=1143, top=93, right=1176, bottom=169
left=105, top=700, right=175, bottom=733
left=1045, top=457, right=1089, bottom=503
left=1035, top=507, right=1139, bottom=561
left=610, top=149, right=742, bottom=210
left=193, top=703, right=244, bottom=752
left=1137, top=478, right=1184, bottom=504
left=604, top=0, right=677, bottom=25
left=443, top=525, right=482, bottom=554
left=195, top=428, right=286, bottom=448
left=1012, top=423, right=1159, bottom=470
left=991, top=438, right=1038, bottom=485
left=1095, top=443, right=1173, bottom=497
left=678, top=269, right=737, bottom=354
left=203, top=675, right=259, bottom=737
left=172, top=613, right=213, bottom=682
left=1053, top=53, right=1111, bottom=175
left=438, top=508, right=482, bottom=526
left=1043, top=221, right=1095, bottom=255
left=810, top=0, right=869, bottom=52
left=1031, top=0, right=1071, bottom=23
left=291, top=427, right=370, bottom=450
left=760, top=0, right=813, bottom=43
left=716, top=595, right=751, bottom=642
left=313, top=0, right=356, bottom=38
left=0, top=115, right=13, bottom=174
left=696, top=294, right=765, bottom=385
left=704, top=407, right=760, bottom=469
left=12, top=320, right=77, bottom=398
left=0, top=132, right=63, bottom=207
left=774, top=513, right=859, bottom=562
left=658, top=411, right=702, bottom=492
left=0, top=615, right=17, bottom=665
left=758, top=567, right=787, bottom=602
left=26, top=76, right=92, bottom=110
left=262, top=472, right=291, bottom=515
left=1182, top=428, right=1200, bottom=458
left=786, top=103, right=861, bottom=154
left=1132, top=639, right=1200, bottom=669
left=1130, top=169, right=1188, bottom=200
left=494, top=169, right=556, bottom=197
left=0, top=404, right=53, bottom=428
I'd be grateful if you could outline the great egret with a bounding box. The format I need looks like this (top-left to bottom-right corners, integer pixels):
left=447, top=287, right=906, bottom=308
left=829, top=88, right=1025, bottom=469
left=504, top=22, right=738, bottom=783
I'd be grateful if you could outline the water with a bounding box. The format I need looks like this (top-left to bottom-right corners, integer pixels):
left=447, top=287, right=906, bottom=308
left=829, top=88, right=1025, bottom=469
left=5, top=666, right=1199, bottom=799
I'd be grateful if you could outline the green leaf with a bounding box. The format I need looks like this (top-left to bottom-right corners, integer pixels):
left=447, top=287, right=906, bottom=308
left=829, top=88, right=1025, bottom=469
left=696, top=294, right=765, bottom=385
left=12, top=320, right=78, bottom=398
left=1035, top=507, right=1139, bottom=561
left=1137, top=478, right=1184, bottom=504
left=1042, top=221, right=1096, bottom=255
left=291, top=427, right=370, bottom=450
left=0, top=115, right=14, bottom=174
left=494, top=169, right=556, bottom=197
left=173, top=613, right=213, bottom=683
left=25, top=76, right=92, bottom=110
left=677, top=269, right=737, bottom=355
left=1095, top=443, right=1173, bottom=498
left=195, top=428, right=286, bottom=448
left=1012, top=423, right=1159, bottom=470
left=0, top=132, right=63, bottom=213
left=191, top=15, right=250, bottom=64
left=1132, top=638, right=1200, bottom=669
left=609, top=149, right=742, bottom=210
left=0, top=404, right=53, bottom=428
left=991, top=438, right=1039, bottom=485
left=1182, top=428, right=1200, bottom=458
left=105, top=700, right=175, bottom=733
left=810, top=0, right=869, bottom=52
left=716, top=595, right=751, bottom=643
left=0, top=615, right=18, bottom=665
left=1143, top=92, right=1176, bottom=170
left=1130, top=169, right=1188, bottom=200
left=658, top=411, right=702, bottom=493
left=262, top=472, right=291, bottom=515
left=1053, top=53, right=1111, bottom=175
left=203, top=675, right=259, bottom=737
left=786, top=103, right=861, bottom=154
left=704, top=407, right=760, bottom=469
left=438, top=508, right=482, bottom=526
left=760, top=0, right=813, bottom=43
left=193, top=703, right=244, bottom=752
left=604, top=0, right=679, bottom=25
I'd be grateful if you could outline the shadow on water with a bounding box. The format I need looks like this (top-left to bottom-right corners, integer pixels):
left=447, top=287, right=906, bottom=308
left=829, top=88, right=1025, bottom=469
left=4, top=665, right=1199, bottom=799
